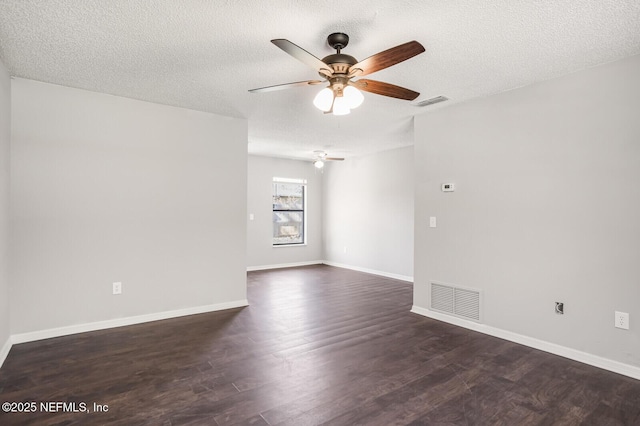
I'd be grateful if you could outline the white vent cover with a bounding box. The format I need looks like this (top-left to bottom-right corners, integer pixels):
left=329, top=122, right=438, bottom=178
left=415, top=96, right=449, bottom=107
left=430, top=282, right=482, bottom=322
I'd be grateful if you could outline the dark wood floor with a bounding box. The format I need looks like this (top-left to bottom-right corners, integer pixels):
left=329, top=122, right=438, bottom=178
left=0, top=265, right=639, bottom=425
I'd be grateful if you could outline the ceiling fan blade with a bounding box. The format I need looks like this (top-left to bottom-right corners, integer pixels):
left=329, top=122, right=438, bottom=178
left=249, top=80, right=324, bottom=93
left=348, top=41, right=425, bottom=77
left=271, top=39, right=333, bottom=77
left=325, top=157, right=344, bottom=161
left=351, top=79, right=420, bottom=101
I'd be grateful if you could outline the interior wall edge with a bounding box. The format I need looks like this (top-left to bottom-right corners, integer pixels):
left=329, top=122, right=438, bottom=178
left=9, top=299, right=249, bottom=347
left=0, top=337, right=11, bottom=369
left=247, top=260, right=323, bottom=272
left=323, top=261, right=414, bottom=283
left=411, top=305, right=640, bottom=381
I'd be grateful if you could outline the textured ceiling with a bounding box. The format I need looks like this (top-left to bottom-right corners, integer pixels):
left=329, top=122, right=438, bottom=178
left=1, top=0, right=639, bottom=161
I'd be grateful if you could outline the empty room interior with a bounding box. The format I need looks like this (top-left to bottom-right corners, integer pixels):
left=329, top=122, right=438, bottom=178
left=0, top=1, right=639, bottom=425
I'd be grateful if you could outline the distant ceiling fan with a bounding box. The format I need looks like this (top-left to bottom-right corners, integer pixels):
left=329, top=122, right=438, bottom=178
left=313, top=150, right=344, bottom=169
left=249, top=33, right=425, bottom=115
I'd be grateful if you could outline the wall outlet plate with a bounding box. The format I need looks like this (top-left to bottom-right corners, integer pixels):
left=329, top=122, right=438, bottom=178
left=615, top=311, right=629, bottom=330
left=113, top=282, right=122, bottom=295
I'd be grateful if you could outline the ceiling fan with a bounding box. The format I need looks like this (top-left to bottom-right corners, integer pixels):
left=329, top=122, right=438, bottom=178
left=312, top=150, right=344, bottom=168
left=249, top=33, right=425, bottom=115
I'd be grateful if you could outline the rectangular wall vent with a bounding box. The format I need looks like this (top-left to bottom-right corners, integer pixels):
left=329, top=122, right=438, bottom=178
left=430, top=282, right=482, bottom=322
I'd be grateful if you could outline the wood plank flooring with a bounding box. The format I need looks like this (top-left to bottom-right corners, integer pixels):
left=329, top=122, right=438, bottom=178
left=0, top=265, right=639, bottom=425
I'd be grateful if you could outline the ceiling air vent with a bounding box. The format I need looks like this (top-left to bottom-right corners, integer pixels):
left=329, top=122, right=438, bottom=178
left=415, top=96, right=449, bottom=107
left=430, top=282, right=482, bottom=322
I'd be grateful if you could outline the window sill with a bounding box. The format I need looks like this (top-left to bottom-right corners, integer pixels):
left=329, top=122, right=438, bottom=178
left=272, top=243, right=307, bottom=248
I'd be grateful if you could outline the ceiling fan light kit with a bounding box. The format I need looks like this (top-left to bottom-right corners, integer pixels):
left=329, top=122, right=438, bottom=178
left=342, top=86, right=364, bottom=108
left=313, top=85, right=364, bottom=115
left=313, top=87, right=333, bottom=112
left=312, top=150, right=344, bottom=168
left=250, top=32, right=425, bottom=115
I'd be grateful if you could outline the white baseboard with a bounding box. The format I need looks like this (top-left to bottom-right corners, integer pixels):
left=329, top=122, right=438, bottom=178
left=323, top=261, right=414, bottom=283
left=247, top=261, right=414, bottom=283
left=247, top=260, right=323, bottom=271
left=411, top=306, right=640, bottom=381
left=10, top=299, right=249, bottom=345
left=0, top=336, right=11, bottom=369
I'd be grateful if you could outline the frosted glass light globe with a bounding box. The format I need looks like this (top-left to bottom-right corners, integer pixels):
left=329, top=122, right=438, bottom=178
left=313, top=88, right=333, bottom=112
left=343, top=86, right=364, bottom=109
left=332, top=96, right=350, bottom=115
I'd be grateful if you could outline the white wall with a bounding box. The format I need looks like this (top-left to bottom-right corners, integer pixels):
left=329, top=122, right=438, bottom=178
left=0, top=60, right=10, bottom=361
left=247, top=155, right=323, bottom=269
left=323, top=146, right=414, bottom=281
left=414, top=55, right=640, bottom=371
left=10, top=79, right=248, bottom=335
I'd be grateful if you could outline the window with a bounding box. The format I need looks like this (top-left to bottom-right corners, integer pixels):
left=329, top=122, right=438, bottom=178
left=272, top=177, right=306, bottom=246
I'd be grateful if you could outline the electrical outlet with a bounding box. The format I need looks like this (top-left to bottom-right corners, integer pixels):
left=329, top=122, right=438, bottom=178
left=615, top=311, right=629, bottom=330
left=555, top=302, right=564, bottom=314
left=112, top=282, right=122, bottom=295
left=343, top=246, right=348, bottom=254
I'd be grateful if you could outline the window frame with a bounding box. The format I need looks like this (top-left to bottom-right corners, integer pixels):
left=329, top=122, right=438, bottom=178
left=272, top=177, right=307, bottom=247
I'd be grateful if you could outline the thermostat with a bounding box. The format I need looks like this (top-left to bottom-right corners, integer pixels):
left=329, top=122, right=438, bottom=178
left=441, top=183, right=455, bottom=192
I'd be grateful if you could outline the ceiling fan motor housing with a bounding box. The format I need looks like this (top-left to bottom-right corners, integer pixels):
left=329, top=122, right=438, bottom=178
left=322, top=33, right=357, bottom=76
left=320, top=55, right=357, bottom=78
